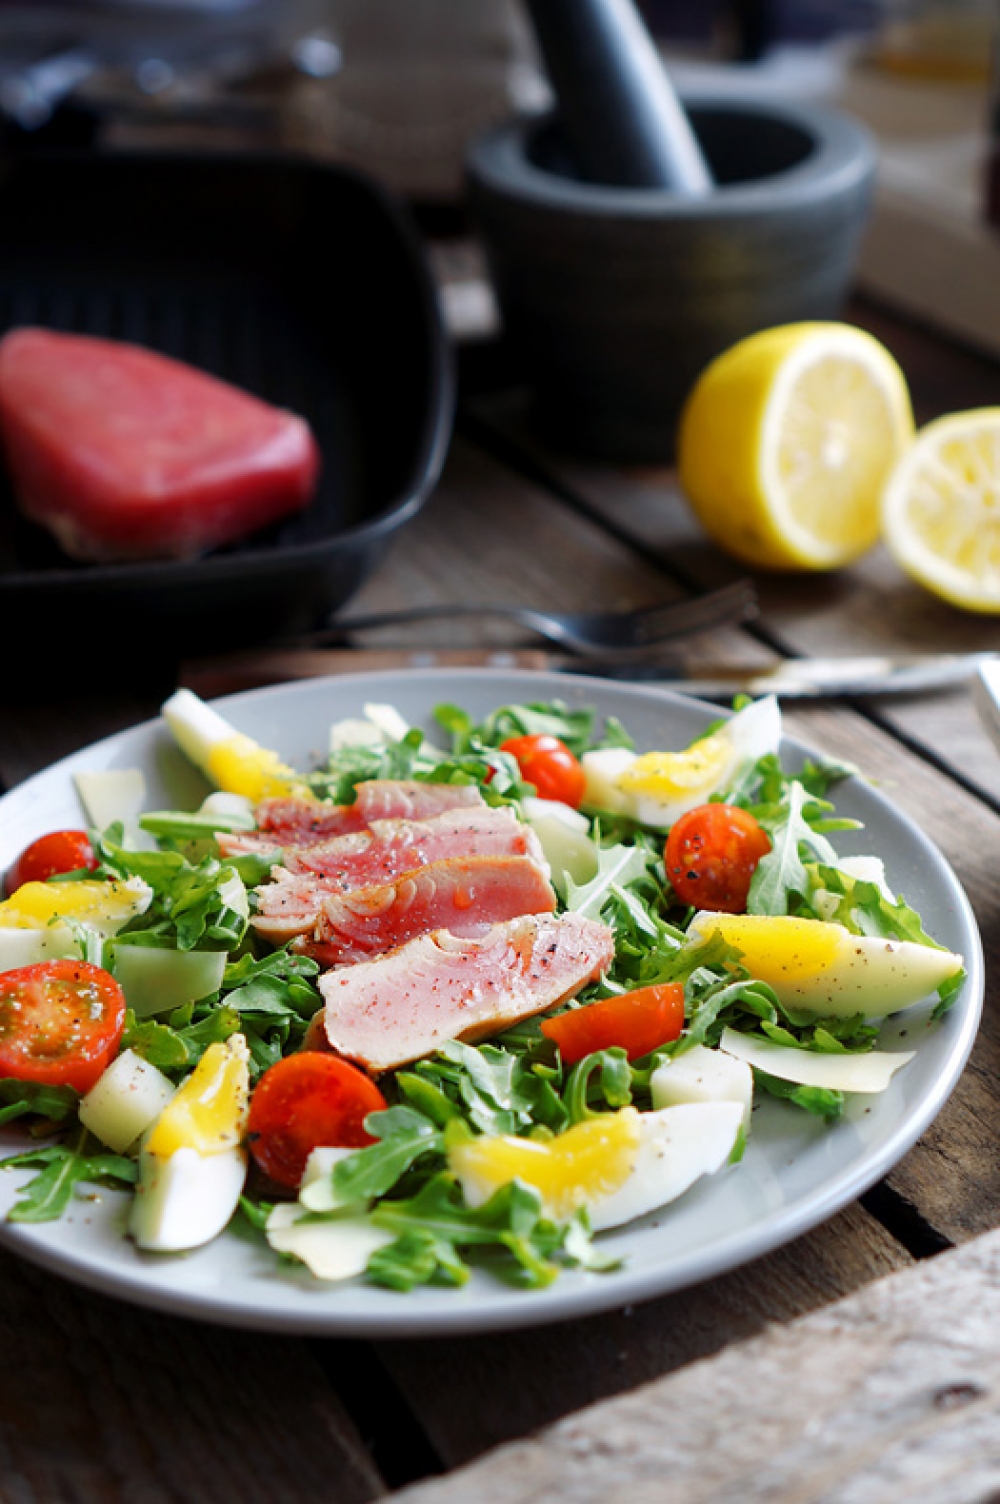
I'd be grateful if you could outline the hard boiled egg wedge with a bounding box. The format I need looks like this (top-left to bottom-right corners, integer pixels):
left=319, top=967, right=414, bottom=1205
left=688, top=911, right=963, bottom=1017
left=162, top=687, right=309, bottom=801
left=580, top=695, right=781, bottom=827
left=448, top=1103, right=742, bottom=1233
left=130, top=1034, right=250, bottom=1253
left=0, top=875, right=152, bottom=969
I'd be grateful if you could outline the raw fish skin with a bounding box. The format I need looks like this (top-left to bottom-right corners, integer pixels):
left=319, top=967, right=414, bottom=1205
left=0, top=327, right=319, bottom=561
left=256, top=853, right=557, bottom=959
left=319, top=911, right=616, bottom=1072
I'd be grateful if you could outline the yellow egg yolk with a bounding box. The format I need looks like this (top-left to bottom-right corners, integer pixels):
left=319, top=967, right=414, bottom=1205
left=448, top=1108, right=642, bottom=1222
left=619, top=732, right=734, bottom=800
left=146, top=1037, right=249, bottom=1158
left=0, top=878, right=149, bottom=930
left=205, top=734, right=305, bottom=802
left=694, top=914, right=845, bottom=982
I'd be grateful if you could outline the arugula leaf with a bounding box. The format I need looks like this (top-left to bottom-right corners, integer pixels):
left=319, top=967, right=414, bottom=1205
left=805, top=863, right=947, bottom=947
left=0, top=1079, right=79, bottom=1127
left=366, top=1229, right=470, bottom=1291
left=370, top=1174, right=564, bottom=1288
left=97, top=833, right=247, bottom=952
left=754, top=1071, right=845, bottom=1120
left=331, top=1106, right=443, bottom=1203
left=1, top=1132, right=137, bottom=1222
left=748, top=781, right=841, bottom=916
left=564, top=840, right=656, bottom=924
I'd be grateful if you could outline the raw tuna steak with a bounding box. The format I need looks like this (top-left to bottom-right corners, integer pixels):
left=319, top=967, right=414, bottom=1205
left=318, top=911, right=615, bottom=1072
left=256, top=853, right=556, bottom=959
left=0, top=328, right=320, bottom=561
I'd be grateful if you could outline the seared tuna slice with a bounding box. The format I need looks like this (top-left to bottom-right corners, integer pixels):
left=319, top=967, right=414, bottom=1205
left=318, top=912, right=615, bottom=1072
left=220, top=781, right=486, bottom=860
left=285, top=807, right=547, bottom=889
left=256, top=854, right=557, bottom=963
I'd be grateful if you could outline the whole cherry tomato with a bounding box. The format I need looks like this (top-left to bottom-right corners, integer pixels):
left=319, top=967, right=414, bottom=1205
left=499, top=734, right=586, bottom=807
left=7, top=829, right=98, bottom=895
left=540, top=983, right=685, bottom=1064
left=665, top=803, right=771, bottom=914
left=246, top=1052, right=388, bottom=1189
left=0, top=960, right=126, bottom=1093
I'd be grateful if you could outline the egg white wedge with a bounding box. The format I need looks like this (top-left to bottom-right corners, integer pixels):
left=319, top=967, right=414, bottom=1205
left=131, top=1145, right=248, bottom=1254
left=449, top=1103, right=743, bottom=1233
left=580, top=695, right=781, bottom=827
left=650, top=1044, right=754, bottom=1129
left=161, top=687, right=308, bottom=801
left=718, top=1027, right=915, bottom=1093
left=589, top=1102, right=744, bottom=1231
left=0, top=875, right=153, bottom=969
left=130, top=1034, right=250, bottom=1253
left=265, top=1204, right=394, bottom=1281
left=687, top=911, right=963, bottom=1017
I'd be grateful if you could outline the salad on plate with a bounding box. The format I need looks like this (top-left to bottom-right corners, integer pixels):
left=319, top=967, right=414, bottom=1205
left=0, top=685, right=967, bottom=1295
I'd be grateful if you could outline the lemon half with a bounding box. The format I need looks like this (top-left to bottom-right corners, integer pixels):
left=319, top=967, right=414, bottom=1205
left=881, top=407, right=1000, bottom=613
left=678, top=322, right=914, bottom=570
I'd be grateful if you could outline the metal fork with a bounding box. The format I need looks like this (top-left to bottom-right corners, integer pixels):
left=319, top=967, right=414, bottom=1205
left=303, top=578, right=758, bottom=661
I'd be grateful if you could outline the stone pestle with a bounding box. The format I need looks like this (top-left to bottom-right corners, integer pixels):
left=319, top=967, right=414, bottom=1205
left=522, top=0, right=713, bottom=193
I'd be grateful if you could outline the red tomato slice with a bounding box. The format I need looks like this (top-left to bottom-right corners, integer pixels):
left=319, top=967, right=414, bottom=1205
left=0, top=960, right=126, bottom=1093
left=246, top=1052, right=388, bottom=1190
left=665, top=803, right=772, bottom=914
left=499, top=733, right=586, bottom=807
left=7, top=829, right=98, bottom=895
left=540, top=983, right=684, bottom=1064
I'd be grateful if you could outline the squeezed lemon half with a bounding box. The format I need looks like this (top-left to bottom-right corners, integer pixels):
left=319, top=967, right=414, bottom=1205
left=677, top=322, right=914, bottom=570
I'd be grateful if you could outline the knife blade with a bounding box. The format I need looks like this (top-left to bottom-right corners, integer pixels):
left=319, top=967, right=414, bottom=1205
left=565, top=651, right=998, bottom=698
left=179, top=645, right=998, bottom=701
left=972, top=657, right=1000, bottom=752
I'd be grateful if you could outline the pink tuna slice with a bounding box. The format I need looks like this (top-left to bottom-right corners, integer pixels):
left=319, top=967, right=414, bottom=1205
left=318, top=911, right=616, bottom=1071
left=257, top=854, right=557, bottom=962
left=0, top=327, right=319, bottom=561
left=221, top=782, right=486, bottom=860
left=285, top=807, right=546, bottom=889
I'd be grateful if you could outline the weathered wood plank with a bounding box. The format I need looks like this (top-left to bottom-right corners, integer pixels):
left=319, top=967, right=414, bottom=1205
left=0, top=1245, right=384, bottom=1504
left=375, top=1202, right=909, bottom=1470
left=305, top=437, right=767, bottom=671
left=464, top=292, right=1000, bottom=807
left=470, top=415, right=1000, bottom=807
left=386, top=1227, right=1000, bottom=1504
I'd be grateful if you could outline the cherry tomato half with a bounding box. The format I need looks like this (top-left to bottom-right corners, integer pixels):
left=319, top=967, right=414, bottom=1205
left=499, top=734, right=586, bottom=807
left=0, top=959, right=126, bottom=1093
left=246, top=1052, right=388, bottom=1190
left=7, top=829, right=98, bottom=896
left=665, top=803, right=771, bottom=914
left=540, top=983, right=685, bottom=1064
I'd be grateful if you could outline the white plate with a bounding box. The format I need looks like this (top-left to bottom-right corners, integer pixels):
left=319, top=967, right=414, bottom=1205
left=0, top=668, right=983, bottom=1337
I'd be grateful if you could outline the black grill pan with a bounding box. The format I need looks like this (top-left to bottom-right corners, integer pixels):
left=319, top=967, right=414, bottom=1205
left=0, top=148, right=454, bottom=658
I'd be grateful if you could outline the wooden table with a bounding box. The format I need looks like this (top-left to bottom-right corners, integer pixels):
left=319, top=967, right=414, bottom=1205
left=3, top=280, right=1000, bottom=1502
